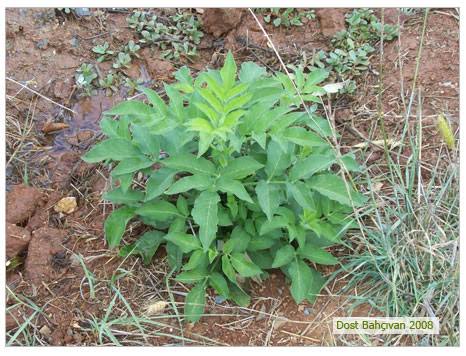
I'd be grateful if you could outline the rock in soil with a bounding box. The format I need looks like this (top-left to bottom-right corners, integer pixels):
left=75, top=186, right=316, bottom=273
left=6, top=184, right=45, bottom=225
left=315, top=9, right=348, bottom=37
left=6, top=223, right=32, bottom=259
left=202, top=9, right=245, bottom=37
left=24, top=227, right=66, bottom=286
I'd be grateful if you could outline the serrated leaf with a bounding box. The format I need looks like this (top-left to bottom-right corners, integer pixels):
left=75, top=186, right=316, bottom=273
left=176, top=270, right=208, bottom=284
left=288, top=259, right=312, bottom=304
left=163, top=153, right=216, bottom=176
left=112, top=156, right=154, bottom=176
left=192, top=191, right=220, bottom=251
left=145, top=168, right=176, bottom=201
left=82, top=138, right=141, bottom=163
left=289, top=155, right=334, bottom=181
left=272, top=245, right=295, bottom=268
left=184, top=283, right=206, bottom=323
left=104, top=207, right=136, bottom=248
left=298, top=243, right=339, bottom=265
left=255, top=180, right=281, bottom=221
left=216, top=177, right=253, bottom=203
left=187, top=118, right=214, bottom=133
left=229, top=284, right=250, bottom=307
left=105, top=100, right=156, bottom=120
left=220, top=51, right=237, bottom=90
left=103, top=187, right=144, bottom=205
left=209, top=272, right=230, bottom=298
left=136, top=200, right=182, bottom=221
left=230, top=253, right=262, bottom=277
left=183, top=250, right=208, bottom=271
left=239, top=62, right=267, bottom=83
left=165, top=174, right=213, bottom=195
left=132, top=124, right=160, bottom=156
left=164, top=232, right=201, bottom=253
left=282, top=127, right=328, bottom=147
left=220, top=156, right=264, bottom=179
left=223, top=226, right=251, bottom=254
left=265, top=140, right=291, bottom=179
left=140, top=87, right=168, bottom=116
left=221, top=255, right=237, bottom=284
left=119, top=230, right=164, bottom=265
left=199, top=88, right=223, bottom=113
left=288, top=182, right=317, bottom=212
left=308, top=173, right=366, bottom=207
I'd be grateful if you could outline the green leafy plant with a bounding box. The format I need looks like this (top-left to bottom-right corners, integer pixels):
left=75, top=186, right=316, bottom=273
left=75, top=63, right=97, bottom=96
left=124, top=40, right=141, bottom=58
left=113, top=52, right=132, bottom=69
left=260, top=8, right=315, bottom=28
left=82, top=52, right=366, bottom=322
left=92, top=42, right=114, bottom=62
left=99, top=73, right=119, bottom=96
left=128, top=10, right=203, bottom=61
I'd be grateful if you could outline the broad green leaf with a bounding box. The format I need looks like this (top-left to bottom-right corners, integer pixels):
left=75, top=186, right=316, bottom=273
left=289, top=155, right=334, bottom=181
left=339, top=152, right=362, bottom=172
left=132, top=124, right=160, bottom=156
left=209, top=272, right=230, bottom=298
left=307, top=173, right=366, bottom=207
left=304, top=69, right=329, bottom=87
left=288, top=259, right=313, bottom=304
left=272, top=245, right=295, bottom=268
left=298, top=243, right=339, bottom=265
left=226, top=194, right=238, bottom=218
left=192, top=191, right=220, bottom=251
left=105, top=100, right=156, bottom=119
left=306, top=268, right=326, bottom=303
left=229, top=284, right=250, bottom=307
left=282, top=127, right=328, bottom=147
left=187, top=118, right=214, bottom=133
left=288, top=182, right=317, bottom=212
left=145, top=168, right=176, bottom=201
left=220, top=156, right=264, bottom=179
left=119, top=230, right=164, bottom=265
left=218, top=206, right=233, bottom=226
left=103, top=187, right=144, bottom=205
left=198, top=132, right=214, bottom=157
left=255, top=180, right=281, bottom=221
left=140, top=87, right=168, bottom=116
left=239, top=62, right=267, bottom=83
left=183, top=250, right=209, bottom=271
left=223, top=226, right=251, bottom=254
left=176, top=270, right=208, bottom=284
left=116, top=173, right=133, bottom=193
left=216, top=177, right=253, bottom=203
left=230, top=253, right=262, bottom=277
left=163, top=153, right=216, bottom=176
left=166, top=242, right=183, bottom=271
left=199, top=88, right=223, bottom=113
left=136, top=200, right=182, bottom=221
left=112, top=157, right=154, bottom=176
left=221, top=255, right=237, bottom=284
left=104, top=207, right=136, bottom=248
left=220, top=51, right=237, bottom=90
left=165, top=174, right=213, bottom=195
left=100, top=117, right=120, bottom=138
left=247, top=233, right=279, bottom=251
left=185, top=283, right=206, bottom=323
left=224, top=93, right=252, bottom=113
left=82, top=138, right=141, bottom=163
left=259, top=216, right=288, bottom=235
left=265, top=140, right=291, bottom=179
left=164, top=232, right=201, bottom=253
left=176, top=196, right=189, bottom=216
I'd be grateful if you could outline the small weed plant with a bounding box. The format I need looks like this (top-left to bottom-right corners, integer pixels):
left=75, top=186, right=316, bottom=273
left=83, top=53, right=366, bottom=322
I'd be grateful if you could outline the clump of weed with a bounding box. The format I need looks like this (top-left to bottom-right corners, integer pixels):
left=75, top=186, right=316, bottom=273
left=256, top=8, right=316, bottom=28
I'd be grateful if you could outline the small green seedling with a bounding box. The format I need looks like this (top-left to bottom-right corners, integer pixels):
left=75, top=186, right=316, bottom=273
left=92, top=42, right=114, bottom=62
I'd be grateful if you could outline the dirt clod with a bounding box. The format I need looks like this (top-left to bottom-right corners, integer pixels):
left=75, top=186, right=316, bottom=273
left=6, top=223, right=32, bottom=259
left=24, top=227, right=66, bottom=285
left=6, top=184, right=45, bottom=225
left=315, top=9, right=348, bottom=37
left=202, top=8, right=245, bottom=37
